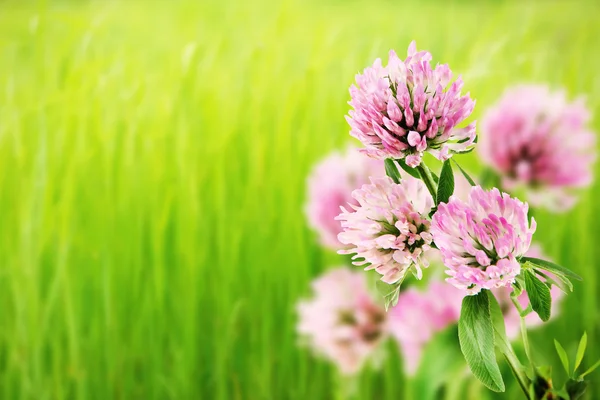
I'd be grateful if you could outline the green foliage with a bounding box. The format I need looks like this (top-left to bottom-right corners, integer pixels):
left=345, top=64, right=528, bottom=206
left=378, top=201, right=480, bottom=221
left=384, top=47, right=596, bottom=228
left=436, top=160, right=454, bottom=205
left=580, top=359, right=600, bottom=379
left=524, top=270, right=552, bottom=322
left=487, top=291, right=512, bottom=355
left=552, top=332, right=600, bottom=399
left=375, top=280, right=401, bottom=311
left=575, top=332, right=587, bottom=371
left=384, top=158, right=401, bottom=183
left=458, top=293, right=505, bottom=392
left=565, top=379, right=588, bottom=399
left=396, top=158, right=421, bottom=179
left=522, top=257, right=583, bottom=281
left=452, top=160, right=477, bottom=186
left=555, top=339, right=571, bottom=376
left=533, top=267, right=573, bottom=293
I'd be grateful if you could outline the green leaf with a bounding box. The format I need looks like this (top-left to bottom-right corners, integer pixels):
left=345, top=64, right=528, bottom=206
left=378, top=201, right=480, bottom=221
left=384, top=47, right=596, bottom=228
left=513, top=274, right=526, bottom=296
left=458, top=293, right=505, bottom=392
left=455, top=147, right=475, bottom=155
left=524, top=270, right=551, bottom=322
left=436, top=159, right=454, bottom=206
left=554, top=339, right=571, bottom=376
left=396, top=158, right=421, bottom=179
left=384, top=158, right=401, bottom=184
left=575, top=332, right=587, bottom=371
left=487, top=291, right=509, bottom=350
left=533, top=267, right=573, bottom=293
left=579, top=358, right=600, bottom=379
left=566, top=378, right=588, bottom=400
left=521, top=257, right=583, bottom=281
left=452, top=159, right=476, bottom=186
left=376, top=280, right=401, bottom=311
left=489, top=293, right=533, bottom=394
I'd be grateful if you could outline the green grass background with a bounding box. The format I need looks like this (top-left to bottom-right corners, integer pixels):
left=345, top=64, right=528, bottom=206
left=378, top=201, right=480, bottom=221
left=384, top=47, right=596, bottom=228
left=0, top=0, right=599, bottom=398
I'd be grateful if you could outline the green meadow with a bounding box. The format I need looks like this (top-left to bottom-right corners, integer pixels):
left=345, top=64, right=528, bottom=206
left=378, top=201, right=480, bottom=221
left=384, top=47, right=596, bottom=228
left=0, top=0, right=599, bottom=398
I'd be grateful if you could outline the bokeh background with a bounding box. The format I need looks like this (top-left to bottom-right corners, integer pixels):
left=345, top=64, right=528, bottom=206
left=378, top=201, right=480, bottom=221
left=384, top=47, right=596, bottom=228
left=0, top=0, right=599, bottom=398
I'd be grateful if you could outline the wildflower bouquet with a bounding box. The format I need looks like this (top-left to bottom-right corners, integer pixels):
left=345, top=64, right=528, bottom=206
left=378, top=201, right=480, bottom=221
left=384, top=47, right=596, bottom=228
left=315, top=42, right=598, bottom=398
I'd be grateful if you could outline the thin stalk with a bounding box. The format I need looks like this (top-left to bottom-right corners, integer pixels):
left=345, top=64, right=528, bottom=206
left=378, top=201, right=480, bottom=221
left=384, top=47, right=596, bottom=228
left=415, top=163, right=437, bottom=201
left=502, top=344, right=531, bottom=398
left=495, top=323, right=531, bottom=398
left=520, top=318, right=533, bottom=365
left=510, top=295, right=533, bottom=364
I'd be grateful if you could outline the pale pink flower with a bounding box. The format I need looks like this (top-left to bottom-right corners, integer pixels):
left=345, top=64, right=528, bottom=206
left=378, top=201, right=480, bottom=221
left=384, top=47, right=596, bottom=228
left=493, top=244, right=563, bottom=339
left=296, top=267, right=387, bottom=375
left=336, top=176, right=434, bottom=284
left=431, top=186, right=536, bottom=295
left=480, top=84, right=596, bottom=211
left=388, top=281, right=464, bottom=375
left=305, top=148, right=384, bottom=249
left=347, top=41, right=476, bottom=167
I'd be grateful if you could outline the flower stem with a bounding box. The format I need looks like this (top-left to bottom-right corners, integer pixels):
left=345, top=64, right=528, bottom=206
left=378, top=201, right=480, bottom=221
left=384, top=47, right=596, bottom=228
left=510, top=295, right=533, bottom=365
left=501, top=344, right=531, bottom=398
left=415, top=163, right=437, bottom=201
left=495, top=321, right=531, bottom=397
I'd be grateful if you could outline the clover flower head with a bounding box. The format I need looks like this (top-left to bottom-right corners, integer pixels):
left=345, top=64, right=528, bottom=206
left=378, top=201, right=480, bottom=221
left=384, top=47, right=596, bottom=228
left=305, top=147, right=384, bottom=249
left=431, top=186, right=536, bottom=295
left=388, top=281, right=464, bottom=374
left=336, top=176, right=434, bottom=284
left=347, top=41, right=476, bottom=167
left=480, top=84, right=596, bottom=211
left=296, top=267, right=387, bottom=375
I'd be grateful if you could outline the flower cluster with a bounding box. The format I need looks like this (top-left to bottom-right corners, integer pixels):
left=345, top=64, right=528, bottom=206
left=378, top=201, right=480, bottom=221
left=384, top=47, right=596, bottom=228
left=480, top=84, right=596, bottom=211
left=431, top=186, right=536, bottom=294
left=296, top=267, right=387, bottom=375
left=299, top=41, right=594, bottom=395
left=305, top=148, right=383, bottom=249
left=347, top=41, right=476, bottom=167
left=336, top=176, right=434, bottom=283
left=388, top=281, right=463, bottom=374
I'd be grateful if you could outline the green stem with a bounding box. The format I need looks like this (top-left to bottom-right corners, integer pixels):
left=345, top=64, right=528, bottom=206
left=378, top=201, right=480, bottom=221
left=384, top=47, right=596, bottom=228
left=495, top=322, right=531, bottom=398
left=520, top=317, right=533, bottom=365
left=502, top=344, right=531, bottom=398
left=415, top=163, right=437, bottom=201
left=510, top=295, right=533, bottom=365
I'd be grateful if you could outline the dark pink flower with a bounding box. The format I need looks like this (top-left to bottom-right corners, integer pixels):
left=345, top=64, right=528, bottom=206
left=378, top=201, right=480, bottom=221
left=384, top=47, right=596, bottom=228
left=347, top=41, right=475, bottom=167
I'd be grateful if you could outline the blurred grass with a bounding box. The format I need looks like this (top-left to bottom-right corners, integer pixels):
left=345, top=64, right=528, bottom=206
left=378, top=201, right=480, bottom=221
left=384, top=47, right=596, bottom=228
left=0, top=0, right=599, bottom=398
